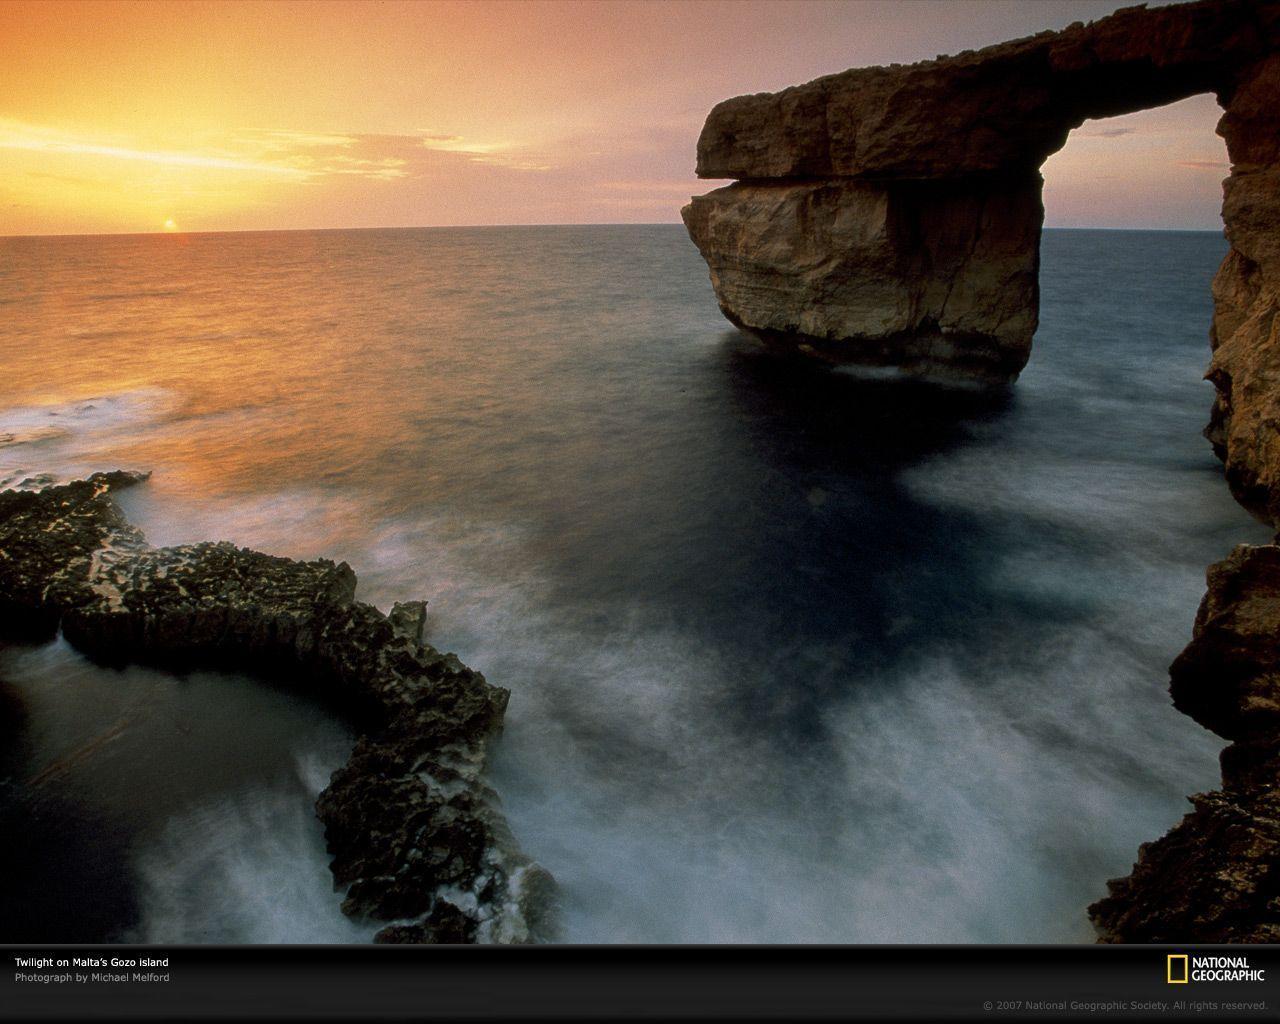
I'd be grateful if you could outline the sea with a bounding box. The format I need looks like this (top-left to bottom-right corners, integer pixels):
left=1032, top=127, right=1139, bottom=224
left=0, top=225, right=1267, bottom=943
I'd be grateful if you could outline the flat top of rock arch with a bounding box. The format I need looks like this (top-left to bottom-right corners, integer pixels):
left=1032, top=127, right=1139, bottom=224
left=696, top=0, right=1280, bottom=181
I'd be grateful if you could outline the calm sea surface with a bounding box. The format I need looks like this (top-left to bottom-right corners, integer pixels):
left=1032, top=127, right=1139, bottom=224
left=0, top=225, right=1266, bottom=942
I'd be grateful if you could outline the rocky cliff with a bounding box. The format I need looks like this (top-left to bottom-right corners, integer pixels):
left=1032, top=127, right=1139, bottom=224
left=1090, top=17, right=1280, bottom=944
left=683, top=0, right=1279, bottom=385
left=0, top=472, right=554, bottom=944
left=685, top=0, right=1280, bottom=941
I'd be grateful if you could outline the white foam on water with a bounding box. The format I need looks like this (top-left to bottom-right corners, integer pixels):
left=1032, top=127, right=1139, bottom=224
left=902, top=447, right=1239, bottom=549
left=128, top=754, right=375, bottom=945
left=0, top=389, right=175, bottom=489
left=814, top=646, right=1218, bottom=942
left=473, top=574, right=1224, bottom=943
left=118, top=484, right=371, bottom=556
left=104, top=475, right=1236, bottom=944
left=0, top=391, right=1256, bottom=945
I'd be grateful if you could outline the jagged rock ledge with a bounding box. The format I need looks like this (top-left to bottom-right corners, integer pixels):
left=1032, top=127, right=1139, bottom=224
left=0, top=471, right=555, bottom=943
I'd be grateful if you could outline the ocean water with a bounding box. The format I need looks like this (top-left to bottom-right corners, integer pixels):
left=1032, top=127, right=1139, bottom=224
left=0, top=225, right=1266, bottom=943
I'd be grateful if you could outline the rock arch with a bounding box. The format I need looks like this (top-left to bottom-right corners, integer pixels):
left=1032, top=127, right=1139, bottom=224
left=684, top=0, right=1279, bottom=515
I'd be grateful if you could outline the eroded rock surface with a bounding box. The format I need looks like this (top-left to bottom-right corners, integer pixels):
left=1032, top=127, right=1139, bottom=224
left=0, top=472, right=554, bottom=944
left=683, top=0, right=1280, bottom=384
left=683, top=176, right=1041, bottom=383
left=1205, top=52, right=1280, bottom=523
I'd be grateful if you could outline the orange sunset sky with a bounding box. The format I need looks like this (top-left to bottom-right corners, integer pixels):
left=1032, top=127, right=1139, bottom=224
left=0, top=0, right=1232, bottom=236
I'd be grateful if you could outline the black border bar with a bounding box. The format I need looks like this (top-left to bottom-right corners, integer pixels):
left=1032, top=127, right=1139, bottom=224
left=4, top=944, right=1278, bottom=1021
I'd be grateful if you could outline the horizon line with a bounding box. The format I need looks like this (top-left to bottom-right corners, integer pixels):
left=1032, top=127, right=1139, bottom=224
left=0, top=222, right=1228, bottom=241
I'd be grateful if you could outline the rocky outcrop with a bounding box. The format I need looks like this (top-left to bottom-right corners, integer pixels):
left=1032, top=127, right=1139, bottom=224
left=683, top=0, right=1280, bottom=384
left=1090, top=544, right=1280, bottom=942
left=683, top=178, right=1042, bottom=382
left=0, top=472, right=554, bottom=944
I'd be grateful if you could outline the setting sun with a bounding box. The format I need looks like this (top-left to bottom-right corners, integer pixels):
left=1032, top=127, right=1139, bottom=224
left=163, top=218, right=178, bottom=232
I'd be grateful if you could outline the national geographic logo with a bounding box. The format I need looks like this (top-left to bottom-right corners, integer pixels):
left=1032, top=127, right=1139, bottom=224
left=1167, top=954, right=1266, bottom=984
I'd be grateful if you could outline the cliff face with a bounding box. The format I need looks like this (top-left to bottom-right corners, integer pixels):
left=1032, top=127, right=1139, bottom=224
left=1206, top=53, right=1280, bottom=523
left=0, top=473, right=555, bottom=944
left=683, top=0, right=1280, bottom=384
left=685, top=0, right=1280, bottom=942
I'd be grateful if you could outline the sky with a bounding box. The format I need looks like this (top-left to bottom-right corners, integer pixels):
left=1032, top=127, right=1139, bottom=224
left=0, top=0, right=1232, bottom=235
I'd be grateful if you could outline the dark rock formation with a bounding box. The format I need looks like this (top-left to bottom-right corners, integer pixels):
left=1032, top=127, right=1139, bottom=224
left=0, top=472, right=554, bottom=944
left=0, top=471, right=148, bottom=641
left=1089, top=789, right=1280, bottom=943
left=683, top=0, right=1280, bottom=385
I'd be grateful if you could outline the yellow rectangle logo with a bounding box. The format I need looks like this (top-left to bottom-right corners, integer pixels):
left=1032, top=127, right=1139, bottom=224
left=1167, top=954, right=1189, bottom=984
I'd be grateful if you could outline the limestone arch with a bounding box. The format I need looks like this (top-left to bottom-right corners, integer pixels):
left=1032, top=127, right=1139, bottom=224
left=683, top=0, right=1279, bottom=520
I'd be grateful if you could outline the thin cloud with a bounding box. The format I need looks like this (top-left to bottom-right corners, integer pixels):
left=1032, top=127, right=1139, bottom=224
left=239, top=129, right=414, bottom=178
left=0, top=119, right=308, bottom=177
left=416, top=133, right=552, bottom=170
left=0, top=121, right=532, bottom=183
left=249, top=130, right=359, bottom=148
left=1176, top=159, right=1228, bottom=169
left=250, top=128, right=553, bottom=175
